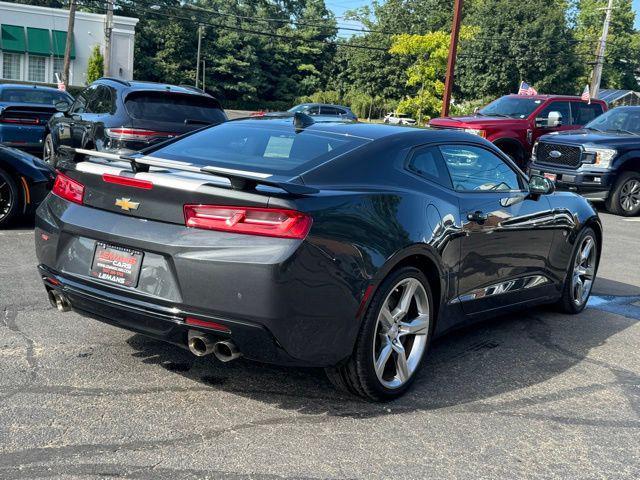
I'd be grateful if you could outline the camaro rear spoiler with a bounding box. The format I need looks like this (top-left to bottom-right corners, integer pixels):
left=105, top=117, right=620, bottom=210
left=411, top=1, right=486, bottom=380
left=59, top=146, right=318, bottom=195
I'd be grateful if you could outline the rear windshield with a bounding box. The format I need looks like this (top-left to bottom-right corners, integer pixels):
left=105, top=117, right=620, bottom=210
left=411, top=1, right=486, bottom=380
left=0, top=88, right=71, bottom=105
left=125, top=92, right=226, bottom=124
left=147, top=122, right=370, bottom=175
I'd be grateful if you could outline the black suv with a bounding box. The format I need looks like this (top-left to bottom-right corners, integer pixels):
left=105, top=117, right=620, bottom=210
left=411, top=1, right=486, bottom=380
left=44, top=78, right=227, bottom=167
left=530, top=106, right=640, bottom=216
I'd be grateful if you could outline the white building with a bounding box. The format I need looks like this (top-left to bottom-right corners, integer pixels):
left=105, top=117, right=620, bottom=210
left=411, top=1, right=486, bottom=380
left=0, top=1, right=138, bottom=87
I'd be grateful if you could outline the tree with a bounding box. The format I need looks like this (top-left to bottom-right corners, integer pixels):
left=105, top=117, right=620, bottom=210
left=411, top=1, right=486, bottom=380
left=86, top=45, right=103, bottom=84
left=456, top=0, right=583, bottom=99
left=574, top=0, right=640, bottom=91
left=390, top=27, right=477, bottom=122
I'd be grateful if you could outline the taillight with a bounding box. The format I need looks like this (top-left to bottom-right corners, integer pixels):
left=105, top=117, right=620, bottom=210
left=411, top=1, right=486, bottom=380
left=102, top=173, right=153, bottom=190
left=184, top=205, right=312, bottom=239
left=185, top=317, right=230, bottom=333
left=105, top=127, right=177, bottom=142
left=52, top=171, right=84, bottom=204
left=0, top=116, right=39, bottom=125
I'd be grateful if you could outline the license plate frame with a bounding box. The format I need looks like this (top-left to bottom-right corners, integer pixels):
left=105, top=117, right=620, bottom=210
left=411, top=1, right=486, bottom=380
left=90, top=242, right=144, bottom=288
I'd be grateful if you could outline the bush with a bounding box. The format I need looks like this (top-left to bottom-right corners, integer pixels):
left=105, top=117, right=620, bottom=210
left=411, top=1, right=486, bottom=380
left=86, top=45, right=104, bottom=84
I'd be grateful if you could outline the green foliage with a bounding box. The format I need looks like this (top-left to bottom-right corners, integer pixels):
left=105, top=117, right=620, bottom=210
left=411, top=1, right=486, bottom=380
left=390, top=27, right=477, bottom=122
left=86, top=45, right=104, bottom=84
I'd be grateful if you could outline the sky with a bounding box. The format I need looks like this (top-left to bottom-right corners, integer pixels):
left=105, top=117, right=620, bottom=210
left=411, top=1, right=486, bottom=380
left=327, top=0, right=640, bottom=33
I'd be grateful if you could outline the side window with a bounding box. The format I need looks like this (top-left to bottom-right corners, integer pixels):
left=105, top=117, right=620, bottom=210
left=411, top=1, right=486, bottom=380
left=306, top=106, right=320, bottom=115
left=573, top=102, right=604, bottom=125
left=87, top=86, right=113, bottom=114
left=321, top=106, right=339, bottom=116
left=407, top=146, right=452, bottom=189
left=440, top=145, right=522, bottom=192
left=70, top=89, right=90, bottom=114
left=538, top=101, right=572, bottom=125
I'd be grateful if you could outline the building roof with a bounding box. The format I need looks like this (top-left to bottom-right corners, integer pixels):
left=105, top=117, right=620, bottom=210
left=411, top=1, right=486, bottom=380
left=598, top=89, right=640, bottom=104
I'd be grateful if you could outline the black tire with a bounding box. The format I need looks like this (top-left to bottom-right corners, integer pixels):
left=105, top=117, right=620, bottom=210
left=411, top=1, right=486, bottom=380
left=605, top=171, right=640, bottom=216
left=556, top=227, right=598, bottom=314
left=43, top=133, right=57, bottom=168
left=0, top=168, right=21, bottom=228
left=325, top=267, right=435, bottom=401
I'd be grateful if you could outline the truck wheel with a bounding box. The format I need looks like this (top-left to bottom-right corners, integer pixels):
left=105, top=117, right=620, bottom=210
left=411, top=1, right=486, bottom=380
left=605, top=171, right=640, bottom=216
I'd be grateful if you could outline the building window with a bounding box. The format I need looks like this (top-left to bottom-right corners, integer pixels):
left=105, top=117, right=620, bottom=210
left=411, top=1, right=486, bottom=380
left=51, top=57, right=71, bottom=84
left=2, top=53, right=22, bottom=80
left=28, top=55, right=46, bottom=82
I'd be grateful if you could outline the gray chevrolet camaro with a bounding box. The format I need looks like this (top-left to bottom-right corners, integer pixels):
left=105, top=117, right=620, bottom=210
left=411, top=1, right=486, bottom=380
left=35, top=115, right=601, bottom=400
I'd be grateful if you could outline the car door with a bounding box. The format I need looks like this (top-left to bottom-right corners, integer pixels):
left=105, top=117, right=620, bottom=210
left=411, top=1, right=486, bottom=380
left=54, top=87, right=91, bottom=159
left=69, top=85, right=103, bottom=150
left=440, top=143, right=556, bottom=315
left=75, top=85, right=114, bottom=150
left=532, top=101, right=574, bottom=144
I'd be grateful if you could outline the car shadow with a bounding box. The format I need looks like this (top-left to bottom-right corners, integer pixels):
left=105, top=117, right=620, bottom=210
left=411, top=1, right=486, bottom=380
left=125, top=292, right=640, bottom=419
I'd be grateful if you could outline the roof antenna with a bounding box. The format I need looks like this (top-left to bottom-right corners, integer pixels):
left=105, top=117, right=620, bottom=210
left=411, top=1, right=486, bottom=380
left=293, top=112, right=314, bottom=131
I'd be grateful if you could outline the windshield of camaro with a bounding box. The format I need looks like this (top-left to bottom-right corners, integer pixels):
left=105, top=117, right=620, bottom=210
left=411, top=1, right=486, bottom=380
left=0, top=88, right=71, bottom=105
left=478, top=96, right=542, bottom=119
left=585, top=108, right=640, bottom=134
left=148, top=122, right=371, bottom=175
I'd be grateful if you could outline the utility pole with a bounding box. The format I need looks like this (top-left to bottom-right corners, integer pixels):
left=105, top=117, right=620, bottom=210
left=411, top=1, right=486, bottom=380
left=441, top=0, right=463, bottom=117
left=104, top=0, right=114, bottom=77
left=202, top=60, right=206, bottom=90
left=590, top=0, right=614, bottom=99
left=62, top=0, right=76, bottom=88
left=195, top=24, right=203, bottom=88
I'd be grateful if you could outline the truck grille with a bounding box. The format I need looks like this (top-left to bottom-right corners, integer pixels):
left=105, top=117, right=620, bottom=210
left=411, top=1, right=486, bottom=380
left=536, top=142, right=582, bottom=168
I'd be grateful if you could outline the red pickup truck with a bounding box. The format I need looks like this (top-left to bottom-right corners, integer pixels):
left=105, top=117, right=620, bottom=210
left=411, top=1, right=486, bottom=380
left=429, top=95, right=607, bottom=168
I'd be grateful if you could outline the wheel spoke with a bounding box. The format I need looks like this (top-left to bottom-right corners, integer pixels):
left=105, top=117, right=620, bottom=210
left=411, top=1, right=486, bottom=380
left=393, top=342, right=410, bottom=383
left=375, top=341, right=393, bottom=377
left=580, top=238, right=593, bottom=263
left=399, top=314, right=429, bottom=336
left=393, top=280, right=417, bottom=321
left=378, top=306, right=394, bottom=332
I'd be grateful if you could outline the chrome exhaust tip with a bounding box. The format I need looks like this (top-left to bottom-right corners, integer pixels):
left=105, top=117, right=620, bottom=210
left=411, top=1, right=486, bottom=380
left=48, top=290, right=71, bottom=312
left=213, top=340, right=242, bottom=363
left=187, top=330, right=216, bottom=357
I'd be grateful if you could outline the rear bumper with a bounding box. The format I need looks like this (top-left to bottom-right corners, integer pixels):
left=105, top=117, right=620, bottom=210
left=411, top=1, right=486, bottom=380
left=39, top=265, right=296, bottom=365
left=529, top=164, right=615, bottom=201
left=35, top=196, right=362, bottom=367
left=0, top=125, right=45, bottom=150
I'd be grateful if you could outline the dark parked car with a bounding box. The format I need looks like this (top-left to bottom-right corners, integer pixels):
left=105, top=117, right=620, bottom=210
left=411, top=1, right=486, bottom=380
left=35, top=116, right=601, bottom=400
left=530, top=106, right=640, bottom=216
left=0, top=84, right=73, bottom=153
left=0, top=145, right=55, bottom=227
left=288, top=103, right=357, bottom=121
left=429, top=95, right=607, bottom=168
left=44, top=78, right=227, bottom=167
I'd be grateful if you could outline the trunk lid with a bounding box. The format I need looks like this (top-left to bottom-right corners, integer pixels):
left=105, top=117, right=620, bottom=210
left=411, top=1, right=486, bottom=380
left=0, top=103, right=56, bottom=126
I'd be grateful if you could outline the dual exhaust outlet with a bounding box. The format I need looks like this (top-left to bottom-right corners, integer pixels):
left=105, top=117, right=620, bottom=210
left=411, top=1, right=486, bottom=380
left=187, top=330, right=242, bottom=362
left=47, top=289, right=241, bottom=363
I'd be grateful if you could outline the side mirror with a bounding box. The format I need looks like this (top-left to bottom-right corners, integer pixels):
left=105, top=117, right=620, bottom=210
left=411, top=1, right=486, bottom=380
left=473, top=107, right=480, bottom=114
left=55, top=100, right=70, bottom=113
left=547, top=111, right=562, bottom=127
left=529, top=175, right=555, bottom=195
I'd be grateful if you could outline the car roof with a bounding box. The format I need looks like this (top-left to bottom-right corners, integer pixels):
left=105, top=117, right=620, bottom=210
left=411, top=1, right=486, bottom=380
left=96, top=78, right=209, bottom=96
left=230, top=117, right=461, bottom=141
left=296, top=103, right=352, bottom=110
left=503, top=94, right=605, bottom=102
left=0, top=83, right=68, bottom=93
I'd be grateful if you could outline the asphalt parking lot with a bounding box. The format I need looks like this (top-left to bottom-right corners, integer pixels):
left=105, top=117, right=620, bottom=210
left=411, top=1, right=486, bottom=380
left=1, top=209, right=639, bottom=479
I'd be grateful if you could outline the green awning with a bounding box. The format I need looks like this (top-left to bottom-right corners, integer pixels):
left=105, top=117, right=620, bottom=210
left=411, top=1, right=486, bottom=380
left=1, top=25, right=26, bottom=53
left=27, top=27, right=51, bottom=56
left=51, top=30, right=75, bottom=59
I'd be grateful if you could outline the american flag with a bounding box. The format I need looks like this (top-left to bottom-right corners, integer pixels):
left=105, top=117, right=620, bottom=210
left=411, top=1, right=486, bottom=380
left=518, top=81, right=538, bottom=96
left=581, top=85, right=591, bottom=103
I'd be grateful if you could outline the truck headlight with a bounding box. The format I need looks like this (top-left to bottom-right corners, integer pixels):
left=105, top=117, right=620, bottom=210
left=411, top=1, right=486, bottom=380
left=531, top=141, right=539, bottom=161
left=463, top=128, right=486, bottom=138
left=582, top=146, right=616, bottom=169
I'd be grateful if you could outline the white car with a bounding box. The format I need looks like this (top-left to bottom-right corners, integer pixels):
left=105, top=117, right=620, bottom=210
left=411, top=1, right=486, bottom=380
left=383, top=113, right=417, bottom=125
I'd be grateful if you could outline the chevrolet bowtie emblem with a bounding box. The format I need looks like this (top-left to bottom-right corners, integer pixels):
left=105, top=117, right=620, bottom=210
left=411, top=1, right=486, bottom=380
left=115, top=198, right=140, bottom=211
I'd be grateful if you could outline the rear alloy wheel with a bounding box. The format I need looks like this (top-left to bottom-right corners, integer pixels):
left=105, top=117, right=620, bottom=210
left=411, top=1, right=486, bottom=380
left=606, top=171, right=640, bottom=216
left=43, top=134, right=57, bottom=168
left=556, top=227, right=598, bottom=314
left=0, top=168, right=20, bottom=228
left=325, top=267, right=433, bottom=401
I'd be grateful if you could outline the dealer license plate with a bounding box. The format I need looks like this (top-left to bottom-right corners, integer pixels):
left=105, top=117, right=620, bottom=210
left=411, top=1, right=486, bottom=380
left=90, top=242, right=144, bottom=287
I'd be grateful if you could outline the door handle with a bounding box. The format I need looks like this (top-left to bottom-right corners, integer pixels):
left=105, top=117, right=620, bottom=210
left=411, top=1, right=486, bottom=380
left=467, top=211, right=488, bottom=223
